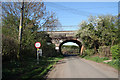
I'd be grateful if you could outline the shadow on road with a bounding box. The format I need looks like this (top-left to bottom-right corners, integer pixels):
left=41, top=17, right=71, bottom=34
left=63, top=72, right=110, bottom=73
left=63, top=54, right=78, bottom=57
left=55, top=54, right=81, bottom=65
left=56, top=54, right=78, bottom=65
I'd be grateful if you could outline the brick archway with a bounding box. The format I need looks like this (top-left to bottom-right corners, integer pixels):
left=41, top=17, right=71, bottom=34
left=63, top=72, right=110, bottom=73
left=59, top=40, right=82, bottom=55
left=46, top=31, right=84, bottom=55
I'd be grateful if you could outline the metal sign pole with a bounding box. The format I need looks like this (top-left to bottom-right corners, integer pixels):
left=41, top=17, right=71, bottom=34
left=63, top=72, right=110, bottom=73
left=37, top=48, right=39, bottom=64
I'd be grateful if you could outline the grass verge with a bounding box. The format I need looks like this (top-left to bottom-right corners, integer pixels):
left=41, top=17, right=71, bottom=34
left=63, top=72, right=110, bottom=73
left=2, top=56, right=64, bottom=80
left=81, top=56, right=119, bottom=69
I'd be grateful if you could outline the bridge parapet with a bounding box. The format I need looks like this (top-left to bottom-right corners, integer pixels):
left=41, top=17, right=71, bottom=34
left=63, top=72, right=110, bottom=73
left=47, top=31, right=82, bottom=45
left=47, top=31, right=77, bottom=38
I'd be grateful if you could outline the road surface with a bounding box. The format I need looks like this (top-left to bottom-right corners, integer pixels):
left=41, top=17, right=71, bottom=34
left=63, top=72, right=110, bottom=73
left=47, top=56, right=118, bottom=78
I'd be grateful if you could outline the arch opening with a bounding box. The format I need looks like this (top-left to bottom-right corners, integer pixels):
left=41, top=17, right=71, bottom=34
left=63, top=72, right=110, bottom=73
left=59, top=40, right=82, bottom=56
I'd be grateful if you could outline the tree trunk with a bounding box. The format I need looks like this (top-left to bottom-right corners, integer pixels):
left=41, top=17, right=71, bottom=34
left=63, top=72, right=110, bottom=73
left=80, top=45, right=84, bottom=55
left=111, top=39, right=114, bottom=46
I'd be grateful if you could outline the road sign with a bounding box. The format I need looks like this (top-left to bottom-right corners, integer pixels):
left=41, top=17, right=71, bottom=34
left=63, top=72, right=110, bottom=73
left=39, top=49, right=42, bottom=56
left=35, top=42, right=41, bottom=48
left=37, top=49, right=42, bottom=55
left=35, top=42, right=41, bottom=64
left=36, top=48, right=42, bottom=64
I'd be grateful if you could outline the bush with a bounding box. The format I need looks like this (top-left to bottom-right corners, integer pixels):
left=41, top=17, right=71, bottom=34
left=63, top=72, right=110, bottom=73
left=107, top=59, right=120, bottom=69
left=101, top=57, right=109, bottom=60
left=110, top=45, right=119, bottom=59
left=84, top=49, right=95, bottom=56
left=2, top=35, right=18, bottom=61
left=42, top=44, right=58, bottom=57
left=98, top=46, right=111, bottom=57
left=2, top=33, right=59, bottom=61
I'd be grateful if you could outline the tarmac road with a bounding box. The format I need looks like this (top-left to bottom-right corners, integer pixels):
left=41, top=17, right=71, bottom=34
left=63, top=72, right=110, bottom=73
left=47, top=56, right=118, bottom=78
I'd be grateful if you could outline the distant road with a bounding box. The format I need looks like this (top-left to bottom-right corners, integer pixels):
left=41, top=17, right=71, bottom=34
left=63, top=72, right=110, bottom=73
left=47, top=56, right=118, bottom=78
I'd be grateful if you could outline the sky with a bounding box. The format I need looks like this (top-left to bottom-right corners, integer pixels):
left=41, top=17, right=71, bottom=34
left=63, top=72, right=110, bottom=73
left=44, top=2, right=118, bottom=31
left=63, top=42, right=79, bottom=46
left=44, top=2, right=118, bottom=46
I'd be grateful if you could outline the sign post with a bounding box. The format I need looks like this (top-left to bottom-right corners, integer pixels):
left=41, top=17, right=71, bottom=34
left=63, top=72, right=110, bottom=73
left=35, top=42, right=41, bottom=64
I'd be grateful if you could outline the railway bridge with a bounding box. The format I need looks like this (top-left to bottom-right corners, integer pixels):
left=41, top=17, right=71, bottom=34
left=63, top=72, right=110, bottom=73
left=47, top=31, right=84, bottom=55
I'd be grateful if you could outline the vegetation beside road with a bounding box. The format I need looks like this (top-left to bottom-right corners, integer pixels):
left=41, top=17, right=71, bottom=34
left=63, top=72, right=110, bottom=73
left=2, top=56, right=63, bottom=80
left=76, top=15, right=120, bottom=70
left=2, top=2, right=60, bottom=61
left=2, top=2, right=62, bottom=80
left=80, top=56, right=119, bottom=69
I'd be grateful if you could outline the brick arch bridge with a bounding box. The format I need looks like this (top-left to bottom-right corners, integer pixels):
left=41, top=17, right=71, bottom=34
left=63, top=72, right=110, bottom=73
left=47, top=31, right=84, bottom=55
